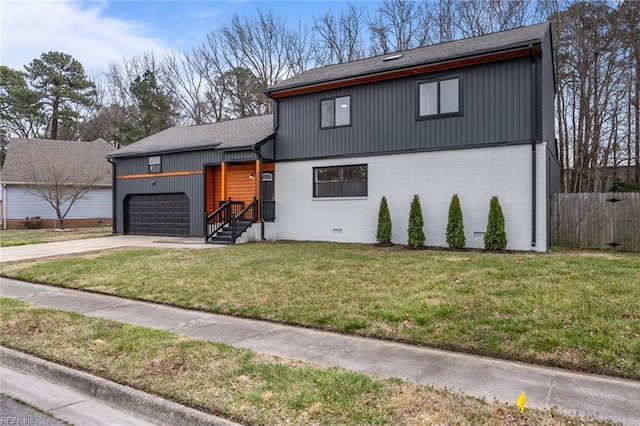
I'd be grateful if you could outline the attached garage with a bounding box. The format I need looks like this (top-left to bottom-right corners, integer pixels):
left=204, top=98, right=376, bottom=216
left=124, top=193, right=189, bottom=236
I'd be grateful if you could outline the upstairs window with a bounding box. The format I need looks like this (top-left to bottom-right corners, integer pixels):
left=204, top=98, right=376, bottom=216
left=148, top=156, right=161, bottom=173
left=314, top=164, right=367, bottom=197
left=418, top=77, right=460, bottom=118
left=321, top=96, right=351, bottom=128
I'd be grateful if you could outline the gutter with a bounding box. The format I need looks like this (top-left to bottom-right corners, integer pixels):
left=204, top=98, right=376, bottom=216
left=251, top=144, right=265, bottom=241
left=529, top=44, right=538, bottom=248
left=107, top=143, right=223, bottom=159
left=107, top=157, right=116, bottom=234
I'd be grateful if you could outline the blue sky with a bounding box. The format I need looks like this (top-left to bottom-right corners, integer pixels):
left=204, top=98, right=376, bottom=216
left=1, top=0, right=372, bottom=73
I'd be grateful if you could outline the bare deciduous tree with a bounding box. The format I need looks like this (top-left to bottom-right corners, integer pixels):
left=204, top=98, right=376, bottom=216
left=222, top=9, right=293, bottom=111
left=369, top=0, right=428, bottom=54
left=553, top=1, right=626, bottom=192
left=314, top=3, right=367, bottom=64
left=423, top=0, right=457, bottom=44
left=20, top=150, right=109, bottom=229
left=165, top=50, right=210, bottom=125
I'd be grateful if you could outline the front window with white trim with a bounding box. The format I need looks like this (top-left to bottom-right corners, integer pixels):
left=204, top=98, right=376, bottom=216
left=148, top=156, right=161, bottom=173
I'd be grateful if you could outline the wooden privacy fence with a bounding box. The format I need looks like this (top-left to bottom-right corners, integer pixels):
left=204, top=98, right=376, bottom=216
left=551, top=192, right=640, bottom=252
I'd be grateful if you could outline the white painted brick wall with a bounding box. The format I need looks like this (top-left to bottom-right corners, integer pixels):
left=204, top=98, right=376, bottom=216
left=275, top=144, right=549, bottom=251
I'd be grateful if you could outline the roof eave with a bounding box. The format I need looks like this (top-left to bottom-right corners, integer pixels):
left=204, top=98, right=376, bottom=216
left=107, top=143, right=222, bottom=159
left=267, top=41, right=543, bottom=98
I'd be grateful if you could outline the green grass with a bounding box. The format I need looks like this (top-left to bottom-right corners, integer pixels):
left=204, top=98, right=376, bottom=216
left=2, top=241, right=639, bottom=378
left=0, top=227, right=112, bottom=247
left=0, top=298, right=616, bottom=425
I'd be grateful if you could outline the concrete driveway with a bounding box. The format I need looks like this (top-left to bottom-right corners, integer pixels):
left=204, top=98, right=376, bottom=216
left=0, top=235, right=222, bottom=263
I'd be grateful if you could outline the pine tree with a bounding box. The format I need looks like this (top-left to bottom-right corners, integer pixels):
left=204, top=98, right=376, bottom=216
left=407, top=194, right=425, bottom=248
left=446, top=194, right=465, bottom=249
left=24, top=52, right=95, bottom=140
left=376, top=196, right=392, bottom=244
left=484, top=196, right=507, bottom=250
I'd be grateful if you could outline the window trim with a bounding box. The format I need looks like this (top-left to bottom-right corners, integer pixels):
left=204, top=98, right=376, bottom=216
left=313, top=164, right=368, bottom=198
left=416, top=76, right=462, bottom=120
left=148, top=156, right=162, bottom=174
left=319, top=95, right=352, bottom=129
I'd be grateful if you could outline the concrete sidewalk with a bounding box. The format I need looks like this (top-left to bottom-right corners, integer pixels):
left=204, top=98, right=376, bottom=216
left=1, top=277, right=638, bottom=425
left=0, top=235, right=220, bottom=263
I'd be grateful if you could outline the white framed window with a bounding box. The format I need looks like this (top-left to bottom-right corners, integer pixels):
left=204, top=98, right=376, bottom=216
left=418, top=77, right=460, bottom=118
left=321, top=96, right=351, bottom=128
left=148, top=156, right=161, bottom=173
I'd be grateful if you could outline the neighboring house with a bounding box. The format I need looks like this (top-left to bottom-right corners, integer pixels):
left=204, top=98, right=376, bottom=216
left=108, top=22, right=559, bottom=251
left=1, top=138, right=115, bottom=229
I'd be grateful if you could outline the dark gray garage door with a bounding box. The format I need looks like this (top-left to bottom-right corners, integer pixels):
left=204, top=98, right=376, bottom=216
left=125, top=193, right=190, bottom=236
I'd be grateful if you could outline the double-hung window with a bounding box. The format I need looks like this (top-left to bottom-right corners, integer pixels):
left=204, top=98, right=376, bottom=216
left=418, top=77, right=460, bottom=118
left=321, top=96, right=351, bottom=128
left=148, top=156, right=161, bottom=173
left=314, top=164, right=367, bottom=197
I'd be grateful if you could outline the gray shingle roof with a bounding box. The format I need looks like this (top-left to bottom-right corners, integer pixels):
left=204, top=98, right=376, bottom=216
left=1, top=138, right=115, bottom=185
left=267, top=22, right=550, bottom=93
left=108, top=114, right=274, bottom=158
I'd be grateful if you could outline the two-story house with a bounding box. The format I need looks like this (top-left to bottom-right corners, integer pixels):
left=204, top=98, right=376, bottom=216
left=107, top=22, right=558, bottom=251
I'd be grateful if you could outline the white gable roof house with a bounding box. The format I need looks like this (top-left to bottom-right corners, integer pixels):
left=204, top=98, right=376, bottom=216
left=1, top=138, right=115, bottom=229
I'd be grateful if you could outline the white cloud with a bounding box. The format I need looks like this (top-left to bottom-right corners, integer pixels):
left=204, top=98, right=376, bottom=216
left=0, top=0, right=170, bottom=73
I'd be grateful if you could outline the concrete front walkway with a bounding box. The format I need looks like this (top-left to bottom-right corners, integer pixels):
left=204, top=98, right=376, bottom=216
left=1, top=277, right=638, bottom=425
left=0, top=235, right=220, bottom=263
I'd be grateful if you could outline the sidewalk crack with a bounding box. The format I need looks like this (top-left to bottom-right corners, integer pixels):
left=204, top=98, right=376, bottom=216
left=546, top=375, right=556, bottom=406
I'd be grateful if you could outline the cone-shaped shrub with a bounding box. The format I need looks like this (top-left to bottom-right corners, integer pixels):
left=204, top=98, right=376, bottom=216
left=446, top=194, right=465, bottom=249
left=376, top=196, right=392, bottom=245
left=484, top=196, right=507, bottom=250
left=407, top=195, right=425, bottom=248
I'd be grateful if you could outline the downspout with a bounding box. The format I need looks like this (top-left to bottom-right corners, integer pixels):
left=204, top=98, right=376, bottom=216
left=258, top=93, right=279, bottom=242
left=107, top=157, right=116, bottom=234
left=252, top=144, right=265, bottom=241
left=529, top=44, right=538, bottom=248
left=202, top=164, right=207, bottom=243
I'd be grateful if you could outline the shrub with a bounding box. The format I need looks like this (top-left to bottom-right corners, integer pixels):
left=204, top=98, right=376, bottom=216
left=484, top=196, right=507, bottom=250
left=407, top=195, right=425, bottom=248
left=21, top=216, right=43, bottom=229
left=609, top=179, right=640, bottom=192
left=446, top=194, right=465, bottom=249
left=376, top=196, right=392, bottom=245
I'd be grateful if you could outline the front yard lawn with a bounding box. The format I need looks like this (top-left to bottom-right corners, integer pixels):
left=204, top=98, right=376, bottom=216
left=0, top=298, right=615, bottom=426
left=2, top=242, right=639, bottom=379
left=0, top=227, right=112, bottom=247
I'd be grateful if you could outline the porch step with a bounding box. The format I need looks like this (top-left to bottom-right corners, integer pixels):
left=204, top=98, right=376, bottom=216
left=207, top=221, right=253, bottom=244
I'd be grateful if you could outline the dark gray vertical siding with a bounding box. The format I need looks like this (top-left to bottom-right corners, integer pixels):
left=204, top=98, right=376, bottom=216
left=223, top=150, right=258, bottom=162
left=114, top=174, right=204, bottom=236
left=113, top=148, right=223, bottom=236
left=115, top=149, right=222, bottom=175
left=276, top=58, right=534, bottom=160
left=260, top=138, right=275, bottom=160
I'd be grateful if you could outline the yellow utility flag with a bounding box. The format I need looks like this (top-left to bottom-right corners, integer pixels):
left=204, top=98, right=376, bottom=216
left=516, top=392, right=527, bottom=412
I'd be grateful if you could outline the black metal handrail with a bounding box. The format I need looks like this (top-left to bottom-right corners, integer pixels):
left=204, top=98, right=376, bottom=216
left=206, top=199, right=233, bottom=240
left=231, top=197, right=258, bottom=242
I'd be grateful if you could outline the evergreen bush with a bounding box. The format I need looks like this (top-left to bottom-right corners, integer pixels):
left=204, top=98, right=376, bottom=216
left=407, top=195, right=425, bottom=248
left=484, top=196, right=507, bottom=250
left=376, top=196, right=392, bottom=245
left=609, top=179, right=640, bottom=192
left=446, top=194, right=465, bottom=249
